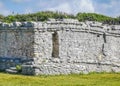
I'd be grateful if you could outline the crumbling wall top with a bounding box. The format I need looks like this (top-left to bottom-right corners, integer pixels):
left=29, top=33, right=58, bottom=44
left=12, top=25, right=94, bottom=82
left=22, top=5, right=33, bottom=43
left=0, top=19, right=120, bottom=36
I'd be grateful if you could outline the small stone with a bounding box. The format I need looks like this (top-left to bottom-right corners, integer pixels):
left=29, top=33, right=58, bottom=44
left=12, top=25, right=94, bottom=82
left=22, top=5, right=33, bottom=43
left=13, top=22, right=22, bottom=27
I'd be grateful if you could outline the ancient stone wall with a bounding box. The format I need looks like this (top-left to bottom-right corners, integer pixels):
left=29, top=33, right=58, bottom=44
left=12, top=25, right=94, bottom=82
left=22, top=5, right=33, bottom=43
left=33, top=29, right=53, bottom=64
left=0, top=27, right=34, bottom=70
left=0, top=19, right=120, bottom=74
left=0, top=29, right=34, bottom=58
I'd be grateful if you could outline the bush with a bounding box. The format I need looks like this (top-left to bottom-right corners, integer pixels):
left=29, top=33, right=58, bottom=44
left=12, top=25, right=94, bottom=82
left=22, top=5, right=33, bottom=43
left=16, top=65, right=22, bottom=73
left=0, top=11, right=120, bottom=24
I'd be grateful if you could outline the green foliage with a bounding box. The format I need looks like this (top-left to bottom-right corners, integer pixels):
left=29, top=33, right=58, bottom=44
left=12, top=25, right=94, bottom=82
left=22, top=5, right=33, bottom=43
left=0, top=14, right=4, bottom=22
left=0, top=11, right=120, bottom=24
left=2, top=11, right=76, bottom=22
left=76, top=13, right=113, bottom=22
left=76, top=13, right=120, bottom=24
left=4, top=15, right=16, bottom=23
left=16, top=65, right=22, bottom=73
left=0, top=73, right=120, bottom=86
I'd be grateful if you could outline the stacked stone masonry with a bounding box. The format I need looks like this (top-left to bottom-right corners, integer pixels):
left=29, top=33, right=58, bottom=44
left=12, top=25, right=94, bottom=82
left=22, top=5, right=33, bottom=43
left=0, top=19, right=120, bottom=75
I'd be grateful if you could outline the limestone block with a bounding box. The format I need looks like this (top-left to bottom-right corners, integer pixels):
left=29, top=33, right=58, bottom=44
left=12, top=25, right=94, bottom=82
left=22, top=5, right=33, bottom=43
left=22, top=22, right=36, bottom=27
left=1, top=23, right=9, bottom=28
left=26, top=22, right=33, bottom=27
left=48, top=18, right=56, bottom=21
left=13, top=22, right=22, bottom=27
left=90, top=21, right=102, bottom=27
left=22, top=65, right=35, bottom=75
left=112, top=67, right=120, bottom=72
left=51, top=58, right=60, bottom=63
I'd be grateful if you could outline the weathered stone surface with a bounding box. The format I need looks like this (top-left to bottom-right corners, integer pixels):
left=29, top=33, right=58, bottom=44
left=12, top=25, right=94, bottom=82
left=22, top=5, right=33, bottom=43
left=22, top=65, right=35, bottom=75
left=5, top=67, right=18, bottom=74
left=13, top=22, right=22, bottom=27
left=0, top=19, right=120, bottom=75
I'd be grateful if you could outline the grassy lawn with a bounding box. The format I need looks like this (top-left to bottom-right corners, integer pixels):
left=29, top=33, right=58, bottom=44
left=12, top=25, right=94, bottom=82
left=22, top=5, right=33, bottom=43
left=0, top=72, right=120, bottom=86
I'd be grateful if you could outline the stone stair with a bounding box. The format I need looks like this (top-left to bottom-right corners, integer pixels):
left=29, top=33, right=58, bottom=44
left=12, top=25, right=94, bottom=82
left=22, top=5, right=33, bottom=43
left=5, top=67, right=18, bottom=74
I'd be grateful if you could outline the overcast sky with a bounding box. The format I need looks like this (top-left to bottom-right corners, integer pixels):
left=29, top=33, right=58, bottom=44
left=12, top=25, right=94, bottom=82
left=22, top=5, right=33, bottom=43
left=0, top=0, right=120, bottom=17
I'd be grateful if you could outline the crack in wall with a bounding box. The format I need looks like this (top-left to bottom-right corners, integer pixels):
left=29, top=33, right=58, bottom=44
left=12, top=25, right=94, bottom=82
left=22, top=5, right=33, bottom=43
left=102, top=33, right=107, bottom=56
left=97, top=33, right=107, bottom=68
left=102, top=44, right=106, bottom=56
left=103, top=33, right=107, bottom=43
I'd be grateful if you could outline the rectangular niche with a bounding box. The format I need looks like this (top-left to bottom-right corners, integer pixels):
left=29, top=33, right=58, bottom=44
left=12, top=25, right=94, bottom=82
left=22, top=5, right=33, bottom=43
left=52, top=31, right=59, bottom=58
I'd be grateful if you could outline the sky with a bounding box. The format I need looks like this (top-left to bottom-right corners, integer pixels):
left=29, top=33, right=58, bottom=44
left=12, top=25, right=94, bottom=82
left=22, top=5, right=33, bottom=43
left=0, top=0, right=120, bottom=17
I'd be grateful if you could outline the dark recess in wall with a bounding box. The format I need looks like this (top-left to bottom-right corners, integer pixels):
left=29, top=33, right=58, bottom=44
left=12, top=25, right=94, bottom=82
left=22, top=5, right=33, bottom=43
left=52, top=31, right=59, bottom=58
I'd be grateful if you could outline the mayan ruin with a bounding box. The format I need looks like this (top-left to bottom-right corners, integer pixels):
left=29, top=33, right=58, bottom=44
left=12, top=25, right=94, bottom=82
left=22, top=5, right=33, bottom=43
left=0, top=19, right=120, bottom=75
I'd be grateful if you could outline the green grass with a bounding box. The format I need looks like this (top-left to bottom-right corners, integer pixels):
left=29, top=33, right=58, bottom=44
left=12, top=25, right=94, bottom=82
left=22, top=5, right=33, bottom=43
left=0, top=72, right=120, bottom=86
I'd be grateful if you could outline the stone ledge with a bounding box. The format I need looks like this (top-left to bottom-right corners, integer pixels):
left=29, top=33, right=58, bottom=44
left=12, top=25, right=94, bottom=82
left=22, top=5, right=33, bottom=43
left=0, top=19, right=120, bottom=35
left=21, top=62, right=120, bottom=75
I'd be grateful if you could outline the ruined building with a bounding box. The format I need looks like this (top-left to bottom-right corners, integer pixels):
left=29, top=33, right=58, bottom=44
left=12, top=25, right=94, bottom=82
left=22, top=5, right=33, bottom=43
left=0, top=19, right=120, bottom=75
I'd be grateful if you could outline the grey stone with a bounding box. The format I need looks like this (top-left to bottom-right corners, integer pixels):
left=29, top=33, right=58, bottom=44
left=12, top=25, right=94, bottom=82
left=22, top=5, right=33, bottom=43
left=1, top=23, right=9, bottom=27
left=13, top=22, right=22, bottom=27
left=0, top=19, right=120, bottom=75
left=5, top=69, right=18, bottom=74
left=5, top=67, right=18, bottom=74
